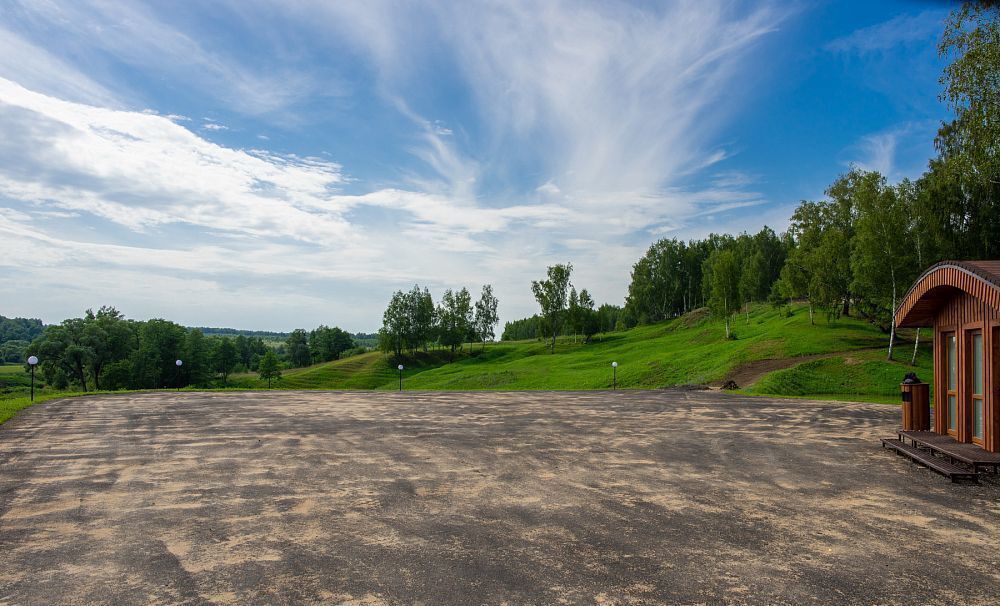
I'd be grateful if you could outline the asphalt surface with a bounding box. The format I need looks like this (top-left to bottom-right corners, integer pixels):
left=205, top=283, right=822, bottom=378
left=0, top=390, right=997, bottom=606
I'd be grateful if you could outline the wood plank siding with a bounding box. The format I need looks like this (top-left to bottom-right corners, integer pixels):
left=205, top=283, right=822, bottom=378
left=895, top=261, right=1000, bottom=452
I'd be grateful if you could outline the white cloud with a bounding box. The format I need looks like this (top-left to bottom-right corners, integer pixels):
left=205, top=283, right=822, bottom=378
left=311, top=0, right=783, bottom=216
left=0, top=77, right=353, bottom=243
left=201, top=122, right=228, bottom=131
left=536, top=181, right=561, bottom=196
left=854, top=132, right=899, bottom=177
left=826, top=10, right=945, bottom=55
left=142, top=109, right=190, bottom=122
left=432, top=121, right=453, bottom=136
left=0, top=25, right=118, bottom=106
left=435, top=1, right=780, bottom=197
left=845, top=121, right=940, bottom=181
left=4, top=0, right=334, bottom=115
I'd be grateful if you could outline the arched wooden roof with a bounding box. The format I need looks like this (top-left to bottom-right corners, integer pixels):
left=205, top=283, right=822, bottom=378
left=895, top=260, right=1000, bottom=328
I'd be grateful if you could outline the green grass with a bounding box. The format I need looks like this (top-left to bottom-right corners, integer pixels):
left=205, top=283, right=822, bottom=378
left=397, top=304, right=924, bottom=392
left=0, top=385, right=106, bottom=425
left=228, top=303, right=930, bottom=398
left=226, top=350, right=458, bottom=390
left=1, top=364, right=34, bottom=393
left=748, top=346, right=933, bottom=404
left=0, top=304, right=931, bottom=426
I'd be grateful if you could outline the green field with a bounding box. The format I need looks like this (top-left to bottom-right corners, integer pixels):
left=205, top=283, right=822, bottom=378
left=225, top=303, right=931, bottom=400
left=0, top=303, right=930, bottom=424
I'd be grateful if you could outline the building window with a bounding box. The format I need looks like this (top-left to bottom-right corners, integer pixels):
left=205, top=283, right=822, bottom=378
left=947, top=333, right=957, bottom=433
left=972, top=331, right=984, bottom=441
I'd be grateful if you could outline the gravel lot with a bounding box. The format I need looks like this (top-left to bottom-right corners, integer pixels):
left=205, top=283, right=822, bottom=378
left=0, top=390, right=997, bottom=605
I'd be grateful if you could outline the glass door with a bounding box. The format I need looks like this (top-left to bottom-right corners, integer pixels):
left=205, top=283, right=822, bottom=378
left=946, top=332, right=958, bottom=435
left=971, top=330, right=984, bottom=444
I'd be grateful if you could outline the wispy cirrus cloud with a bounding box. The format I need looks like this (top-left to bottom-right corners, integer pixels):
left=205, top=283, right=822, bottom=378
left=825, top=10, right=946, bottom=55
left=843, top=120, right=942, bottom=182
left=0, top=25, right=118, bottom=106
left=312, top=0, right=784, bottom=207
left=2, top=0, right=339, bottom=115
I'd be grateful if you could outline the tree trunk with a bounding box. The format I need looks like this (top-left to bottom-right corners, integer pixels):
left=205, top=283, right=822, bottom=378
left=887, top=285, right=897, bottom=361
left=725, top=316, right=731, bottom=339
left=910, top=327, right=921, bottom=366
left=887, top=323, right=896, bottom=361
left=808, top=303, right=814, bottom=325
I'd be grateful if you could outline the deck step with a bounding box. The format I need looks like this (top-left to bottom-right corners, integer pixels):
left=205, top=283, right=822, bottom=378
left=898, top=431, right=1000, bottom=473
left=881, top=439, right=978, bottom=483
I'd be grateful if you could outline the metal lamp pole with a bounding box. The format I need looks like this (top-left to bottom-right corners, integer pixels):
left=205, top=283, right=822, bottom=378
left=175, top=359, right=183, bottom=391
left=612, top=361, right=618, bottom=391
left=398, top=364, right=404, bottom=392
left=27, top=356, right=38, bottom=401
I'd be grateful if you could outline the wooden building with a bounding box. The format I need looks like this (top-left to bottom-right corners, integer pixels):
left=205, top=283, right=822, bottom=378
left=895, top=260, right=1000, bottom=453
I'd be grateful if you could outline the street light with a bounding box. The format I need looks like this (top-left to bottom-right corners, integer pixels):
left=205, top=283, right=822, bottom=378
left=27, top=355, right=38, bottom=401
left=397, top=364, right=404, bottom=392
left=611, top=361, right=618, bottom=391
left=175, top=359, right=183, bottom=391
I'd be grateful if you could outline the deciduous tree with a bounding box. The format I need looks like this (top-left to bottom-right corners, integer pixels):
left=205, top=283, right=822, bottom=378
left=473, top=284, right=499, bottom=350
left=531, top=263, right=573, bottom=353
left=258, top=349, right=282, bottom=388
left=705, top=249, right=740, bottom=339
left=215, top=337, right=238, bottom=386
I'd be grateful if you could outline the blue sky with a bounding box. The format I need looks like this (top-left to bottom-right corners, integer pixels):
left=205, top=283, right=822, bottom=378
left=0, top=0, right=953, bottom=332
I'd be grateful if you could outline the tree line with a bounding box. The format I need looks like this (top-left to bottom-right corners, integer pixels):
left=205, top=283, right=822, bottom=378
left=501, top=303, right=622, bottom=342
left=0, top=316, right=45, bottom=363
left=284, top=326, right=359, bottom=368
left=20, top=307, right=362, bottom=391
left=378, top=284, right=499, bottom=360
left=625, top=228, right=786, bottom=335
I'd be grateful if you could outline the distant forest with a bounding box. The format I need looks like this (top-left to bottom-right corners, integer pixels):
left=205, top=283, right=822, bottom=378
left=191, top=327, right=292, bottom=339
left=0, top=316, right=44, bottom=363
left=0, top=314, right=376, bottom=369
left=0, top=308, right=372, bottom=391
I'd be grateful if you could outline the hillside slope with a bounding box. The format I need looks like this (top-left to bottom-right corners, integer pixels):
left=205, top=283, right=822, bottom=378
left=227, top=303, right=931, bottom=402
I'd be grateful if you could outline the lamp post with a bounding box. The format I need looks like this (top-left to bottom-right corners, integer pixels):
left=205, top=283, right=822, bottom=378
left=175, top=359, right=183, bottom=391
left=27, top=355, right=38, bottom=401
left=397, top=364, right=404, bottom=392
left=611, top=361, right=618, bottom=391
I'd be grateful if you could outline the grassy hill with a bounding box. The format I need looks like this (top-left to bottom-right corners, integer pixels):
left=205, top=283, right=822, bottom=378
left=225, top=303, right=932, bottom=403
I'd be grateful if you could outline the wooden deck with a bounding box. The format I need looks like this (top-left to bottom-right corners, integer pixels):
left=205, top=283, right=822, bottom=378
left=880, top=439, right=979, bottom=483
left=899, top=430, right=1000, bottom=474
